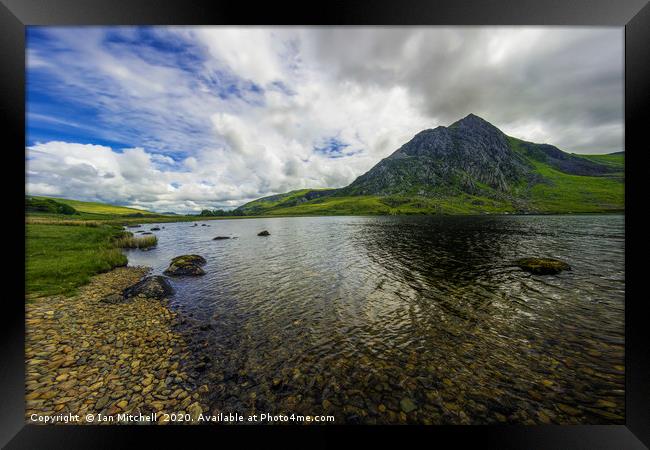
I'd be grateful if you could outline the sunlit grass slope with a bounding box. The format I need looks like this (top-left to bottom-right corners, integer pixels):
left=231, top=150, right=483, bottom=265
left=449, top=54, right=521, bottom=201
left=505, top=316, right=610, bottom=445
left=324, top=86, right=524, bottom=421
left=33, top=196, right=156, bottom=216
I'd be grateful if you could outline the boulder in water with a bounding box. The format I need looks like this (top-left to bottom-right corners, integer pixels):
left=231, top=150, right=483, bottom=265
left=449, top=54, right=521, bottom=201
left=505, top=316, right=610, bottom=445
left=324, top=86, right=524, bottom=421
left=213, top=236, right=231, bottom=240
left=258, top=230, right=270, bottom=236
left=164, top=255, right=206, bottom=276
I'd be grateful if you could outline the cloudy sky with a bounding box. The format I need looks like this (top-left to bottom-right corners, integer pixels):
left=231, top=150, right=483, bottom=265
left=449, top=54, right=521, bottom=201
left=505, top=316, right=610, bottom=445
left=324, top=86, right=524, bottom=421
left=26, top=27, right=623, bottom=213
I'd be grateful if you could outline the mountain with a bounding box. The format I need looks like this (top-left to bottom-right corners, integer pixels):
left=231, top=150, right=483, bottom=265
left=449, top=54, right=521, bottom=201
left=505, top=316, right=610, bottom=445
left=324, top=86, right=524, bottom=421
left=236, top=114, right=624, bottom=215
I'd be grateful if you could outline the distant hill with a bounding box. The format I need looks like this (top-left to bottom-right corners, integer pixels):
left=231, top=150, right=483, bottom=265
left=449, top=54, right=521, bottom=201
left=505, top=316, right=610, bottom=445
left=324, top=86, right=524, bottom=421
left=29, top=196, right=159, bottom=216
left=578, top=152, right=625, bottom=170
left=26, top=196, right=79, bottom=215
left=237, top=114, right=624, bottom=215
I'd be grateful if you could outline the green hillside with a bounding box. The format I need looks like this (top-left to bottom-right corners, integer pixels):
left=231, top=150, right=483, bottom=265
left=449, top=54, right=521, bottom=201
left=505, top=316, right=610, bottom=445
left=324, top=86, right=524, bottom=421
left=579, top=153, right=624, bottom=171
left=32, top=196, right=157, bottom=216
left=238, top=154, right=623, bottom=216
left=236, top=115, right=624, bottom=216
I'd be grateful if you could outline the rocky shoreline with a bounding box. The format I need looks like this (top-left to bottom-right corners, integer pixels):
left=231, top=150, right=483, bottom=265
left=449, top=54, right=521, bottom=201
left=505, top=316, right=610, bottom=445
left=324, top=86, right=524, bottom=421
left=25, top=266, right=209, bottom=424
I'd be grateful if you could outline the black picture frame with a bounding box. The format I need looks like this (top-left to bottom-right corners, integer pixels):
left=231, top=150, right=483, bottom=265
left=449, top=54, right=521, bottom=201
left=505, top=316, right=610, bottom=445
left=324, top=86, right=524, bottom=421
left=2, top=0, right=648, bottom=448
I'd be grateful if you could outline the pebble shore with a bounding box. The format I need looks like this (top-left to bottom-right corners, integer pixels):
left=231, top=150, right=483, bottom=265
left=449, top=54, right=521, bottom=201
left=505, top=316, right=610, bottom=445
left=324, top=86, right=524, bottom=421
left=25, top=266, right=209, bottom=424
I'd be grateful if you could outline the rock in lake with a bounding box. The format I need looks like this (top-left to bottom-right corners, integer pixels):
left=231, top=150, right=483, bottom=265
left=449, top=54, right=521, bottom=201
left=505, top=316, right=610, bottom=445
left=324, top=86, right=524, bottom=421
left=258, top=230, right=270, bottom=236
left=172, top=254, right=206, bottom=265
left=213, top=236, right=230, bottom=240
left=150, top=227, right=161, bottom=231
left=123, top=276, right=174, bottom=299
left=163, top=255, right=206, bottom=277
left=127, top=224, right=142, bottom=228
left=515, top=257, right=571, bottom=275
left=141, top=232, right=153, bottom=235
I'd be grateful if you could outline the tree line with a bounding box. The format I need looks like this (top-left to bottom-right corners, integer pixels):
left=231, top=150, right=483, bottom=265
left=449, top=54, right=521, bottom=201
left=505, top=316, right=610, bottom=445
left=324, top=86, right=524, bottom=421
left=198, top=209, right=246, bottom=217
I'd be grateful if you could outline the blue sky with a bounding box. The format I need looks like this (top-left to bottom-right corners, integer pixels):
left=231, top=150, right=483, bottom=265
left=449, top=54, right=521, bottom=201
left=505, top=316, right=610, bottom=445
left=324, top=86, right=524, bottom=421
left=26, top=27, right=623, bottom=213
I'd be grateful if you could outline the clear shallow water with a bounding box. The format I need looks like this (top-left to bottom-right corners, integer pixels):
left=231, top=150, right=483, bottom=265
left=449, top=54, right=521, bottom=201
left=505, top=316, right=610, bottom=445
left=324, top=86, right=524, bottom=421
left=126, top=215, right=625, bottom=424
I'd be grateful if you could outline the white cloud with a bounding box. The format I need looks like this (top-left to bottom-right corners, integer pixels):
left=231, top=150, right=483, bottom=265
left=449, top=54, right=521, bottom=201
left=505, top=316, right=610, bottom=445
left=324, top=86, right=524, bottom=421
left=26, top=27, right=623, bottom=212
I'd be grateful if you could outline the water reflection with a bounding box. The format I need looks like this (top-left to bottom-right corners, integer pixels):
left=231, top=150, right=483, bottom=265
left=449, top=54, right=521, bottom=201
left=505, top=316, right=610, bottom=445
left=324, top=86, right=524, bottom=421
left=125, top=215, right=625, bottom=424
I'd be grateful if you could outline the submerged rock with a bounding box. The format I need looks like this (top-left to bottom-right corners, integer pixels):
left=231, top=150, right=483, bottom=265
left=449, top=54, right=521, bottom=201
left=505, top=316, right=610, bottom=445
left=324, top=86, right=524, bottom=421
left=141, top=232, right=153, bottom=235
left=163, top=255, right=206, bottom=277
left=123, top=276, right=174, bottom=299
left=257, top=230, right=270, bottom=236
left=213, top=236, right=231, bottom=240
left=515, top=257, right=571, bottom=275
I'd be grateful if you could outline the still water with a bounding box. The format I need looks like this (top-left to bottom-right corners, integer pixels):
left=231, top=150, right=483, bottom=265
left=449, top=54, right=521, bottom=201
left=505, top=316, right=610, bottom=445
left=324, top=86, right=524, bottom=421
left=126, top=215, right=625, bottom=424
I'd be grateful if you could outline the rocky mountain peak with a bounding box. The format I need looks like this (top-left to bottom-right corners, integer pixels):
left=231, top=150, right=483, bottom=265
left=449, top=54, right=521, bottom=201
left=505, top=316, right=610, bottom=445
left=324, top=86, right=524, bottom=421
left=450, top=113, right=505, bottom=138
left=345, top=114, right=529, bottom=195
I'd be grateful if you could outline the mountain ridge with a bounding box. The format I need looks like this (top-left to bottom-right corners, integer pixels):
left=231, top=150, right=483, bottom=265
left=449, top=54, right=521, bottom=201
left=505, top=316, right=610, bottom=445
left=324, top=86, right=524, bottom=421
left=237, top=114, right=624, bottom=215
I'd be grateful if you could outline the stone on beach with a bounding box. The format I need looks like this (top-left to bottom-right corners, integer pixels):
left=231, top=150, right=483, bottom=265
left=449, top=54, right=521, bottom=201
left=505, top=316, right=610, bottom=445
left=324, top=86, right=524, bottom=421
left=25, top=267, right=207, bottom=424
left=100, top=293, right=128, bottom=304
left=123, top=276, right=174, bottom=299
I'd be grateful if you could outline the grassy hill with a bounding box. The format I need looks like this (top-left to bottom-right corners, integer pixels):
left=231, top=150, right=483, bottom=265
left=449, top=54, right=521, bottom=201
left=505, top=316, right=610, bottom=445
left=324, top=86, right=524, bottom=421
left=578, top=153, right=625, bottom=171
left=236, top=150, right=624, bottom=216
left=41, top=197, right=157, bottom=216
left=25, top=196, right=221, bottom=226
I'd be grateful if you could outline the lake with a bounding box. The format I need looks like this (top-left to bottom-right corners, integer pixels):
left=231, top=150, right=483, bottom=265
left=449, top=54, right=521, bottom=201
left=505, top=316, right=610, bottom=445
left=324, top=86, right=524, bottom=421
left=125, top=214, right=625, bottom=424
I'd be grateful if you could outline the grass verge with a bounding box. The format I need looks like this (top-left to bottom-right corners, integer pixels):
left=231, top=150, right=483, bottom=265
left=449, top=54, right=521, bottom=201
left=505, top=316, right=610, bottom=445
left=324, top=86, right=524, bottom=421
left=26, top=223, right=128, bottom=298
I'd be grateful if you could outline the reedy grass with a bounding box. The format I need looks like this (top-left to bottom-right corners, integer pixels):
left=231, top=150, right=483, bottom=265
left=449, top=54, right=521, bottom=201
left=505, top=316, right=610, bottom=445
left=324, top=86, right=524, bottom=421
left=26, top=216, right=102, bottom=227
left=114, top=234, right=158, bottom=249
